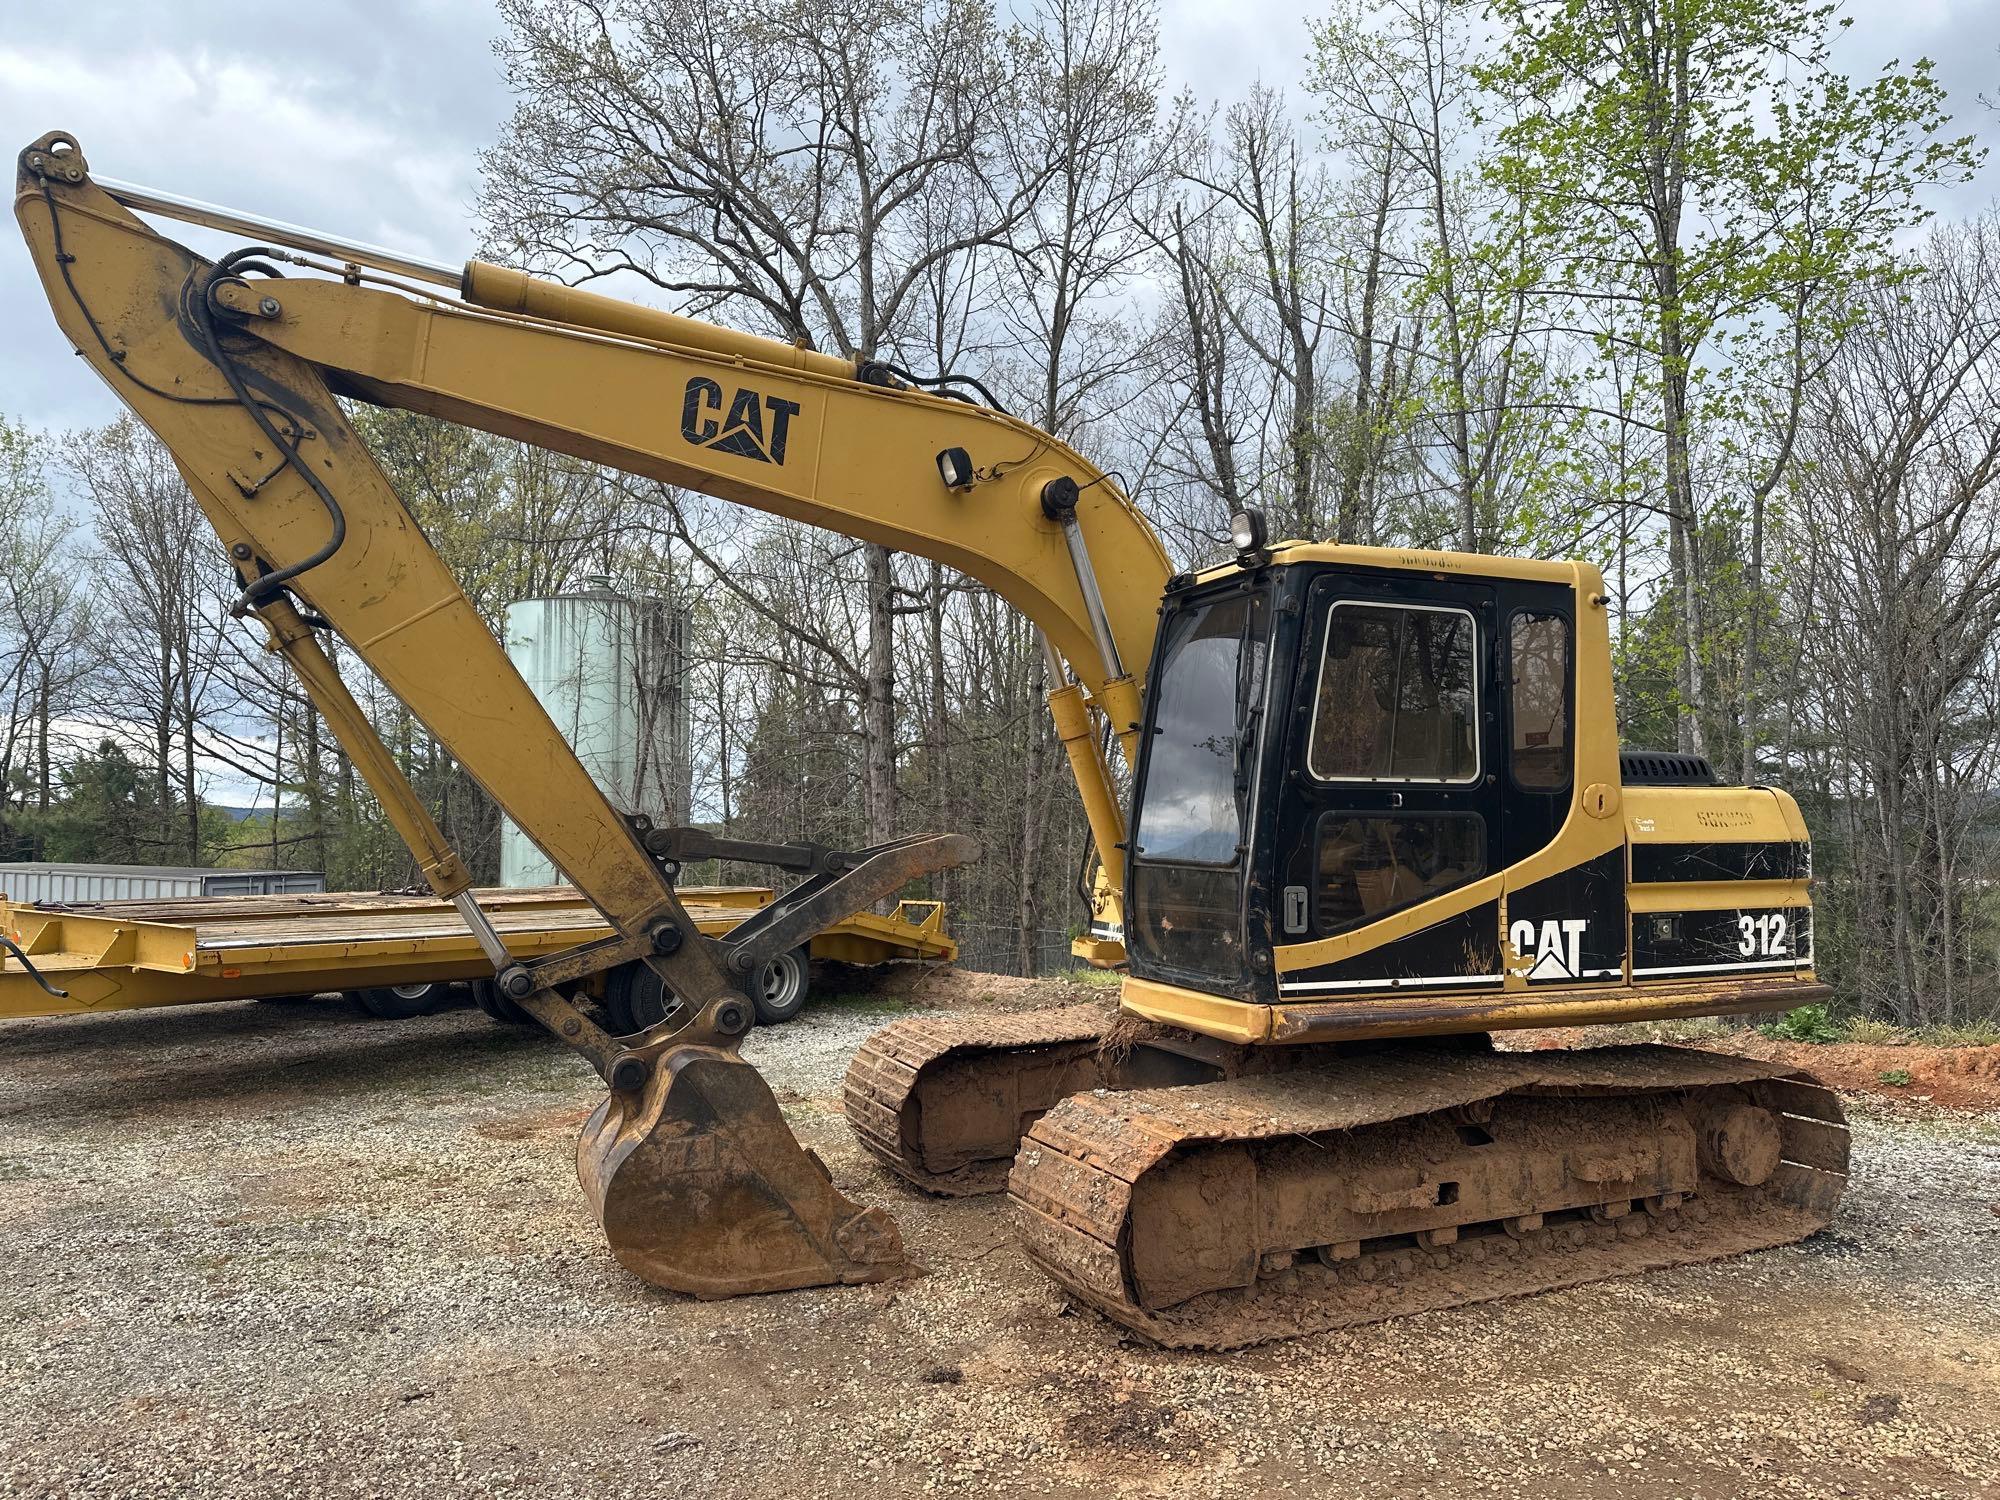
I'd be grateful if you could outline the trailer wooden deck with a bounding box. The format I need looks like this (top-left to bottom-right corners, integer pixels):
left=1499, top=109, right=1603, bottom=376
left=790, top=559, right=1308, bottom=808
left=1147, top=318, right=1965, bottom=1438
left=0, top=885, right=954, bottom=1019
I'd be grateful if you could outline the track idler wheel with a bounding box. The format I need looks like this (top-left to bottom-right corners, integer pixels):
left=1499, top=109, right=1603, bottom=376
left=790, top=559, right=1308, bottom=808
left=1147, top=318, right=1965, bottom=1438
left=577, top=1045, right=915, bottom=1297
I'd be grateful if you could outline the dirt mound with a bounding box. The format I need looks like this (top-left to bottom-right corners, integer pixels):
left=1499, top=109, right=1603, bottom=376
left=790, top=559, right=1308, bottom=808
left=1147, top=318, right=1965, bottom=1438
left=1718, top=1037, right=2000, bottom=1110
left=843, top=963, right=1098, bottom=1012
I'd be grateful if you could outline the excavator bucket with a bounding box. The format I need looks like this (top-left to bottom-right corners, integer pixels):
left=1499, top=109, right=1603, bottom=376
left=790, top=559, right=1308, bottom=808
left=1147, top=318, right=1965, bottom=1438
left=577, top=1044, right=914, bottom=1296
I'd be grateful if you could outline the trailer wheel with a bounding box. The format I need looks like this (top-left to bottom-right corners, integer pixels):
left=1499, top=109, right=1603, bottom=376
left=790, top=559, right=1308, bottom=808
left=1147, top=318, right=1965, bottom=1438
left=354, top=982, right=441, bottom=1020
left=471, top=978, right=534, bottom=1026
left=752, top=947, right=811, bottom=1025
left=604, top=946, right=812, bottom=1033
left=604, top=962, right=681, bottom=1035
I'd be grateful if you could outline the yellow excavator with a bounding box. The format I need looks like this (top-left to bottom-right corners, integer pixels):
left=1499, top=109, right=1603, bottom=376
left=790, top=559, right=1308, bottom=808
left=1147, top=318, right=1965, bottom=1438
left=14, top=133, right=1847, bottom=1347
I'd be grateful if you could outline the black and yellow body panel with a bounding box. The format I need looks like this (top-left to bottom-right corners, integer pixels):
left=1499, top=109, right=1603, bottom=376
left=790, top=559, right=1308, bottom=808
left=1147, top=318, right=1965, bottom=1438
left=1113, top=542, right=1825, bottom=1047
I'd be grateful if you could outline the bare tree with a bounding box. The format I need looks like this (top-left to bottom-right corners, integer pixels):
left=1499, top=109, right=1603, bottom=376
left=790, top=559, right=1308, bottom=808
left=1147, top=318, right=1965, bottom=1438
left=0, top=418, right=90, bottom=859
left=63, top=417, right=241, bottom=863
left=1178, top=88, right=1340, bottom=540
left=483, top=0, right=1039, bottom=849
left=1789, top=218, right=2000, bottom=1024
left=1311, top=0, right=1572, bottom=554
left=1143, top=189, right=1256, bottom=551
left=989, top=0, right=1179, bottom=966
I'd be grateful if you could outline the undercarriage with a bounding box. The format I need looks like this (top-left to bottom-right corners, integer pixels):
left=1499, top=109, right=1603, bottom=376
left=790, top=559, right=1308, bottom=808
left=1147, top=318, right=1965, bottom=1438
left=845, top=1011, right=1847, bottom=1348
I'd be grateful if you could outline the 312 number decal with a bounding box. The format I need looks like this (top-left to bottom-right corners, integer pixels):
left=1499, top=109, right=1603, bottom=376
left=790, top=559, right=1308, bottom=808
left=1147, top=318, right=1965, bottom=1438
left=1738, top=912, right=1790, bottom=957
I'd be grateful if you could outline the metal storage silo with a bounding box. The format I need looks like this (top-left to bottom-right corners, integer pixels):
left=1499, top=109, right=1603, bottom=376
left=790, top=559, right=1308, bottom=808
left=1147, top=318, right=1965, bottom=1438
left=499, top=576, right=692, bottom=887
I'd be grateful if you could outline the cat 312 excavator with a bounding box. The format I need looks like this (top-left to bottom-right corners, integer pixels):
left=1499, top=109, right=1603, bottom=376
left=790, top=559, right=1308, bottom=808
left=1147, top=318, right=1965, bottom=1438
left=14, top=133, right=1848, bottom=1347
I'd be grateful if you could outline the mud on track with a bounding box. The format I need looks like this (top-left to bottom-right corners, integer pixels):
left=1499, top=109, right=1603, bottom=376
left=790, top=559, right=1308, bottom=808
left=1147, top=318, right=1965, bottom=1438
left=1, top=980, right=1996, bottom=1498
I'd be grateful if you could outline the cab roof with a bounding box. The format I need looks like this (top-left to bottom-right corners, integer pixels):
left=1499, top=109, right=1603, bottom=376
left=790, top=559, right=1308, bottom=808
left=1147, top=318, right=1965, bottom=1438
left=1189, top=540, right=1595, bottom=592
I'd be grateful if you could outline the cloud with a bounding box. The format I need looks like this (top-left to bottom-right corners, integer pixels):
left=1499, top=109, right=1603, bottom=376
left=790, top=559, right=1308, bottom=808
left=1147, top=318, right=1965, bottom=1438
left=0, top=0, right=509, bottom=431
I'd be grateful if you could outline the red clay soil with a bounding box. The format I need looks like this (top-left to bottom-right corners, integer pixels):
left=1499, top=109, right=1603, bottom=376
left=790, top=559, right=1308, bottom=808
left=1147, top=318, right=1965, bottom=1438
left=1709, top=1037, right=2000, bottom=1109
left=1522, top=1027, right=2000, bottom=1110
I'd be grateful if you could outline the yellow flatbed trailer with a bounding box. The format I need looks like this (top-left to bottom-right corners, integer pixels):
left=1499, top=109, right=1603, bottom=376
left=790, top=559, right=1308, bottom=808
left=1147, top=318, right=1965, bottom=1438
left=0, top=885, right=953, bottom=1020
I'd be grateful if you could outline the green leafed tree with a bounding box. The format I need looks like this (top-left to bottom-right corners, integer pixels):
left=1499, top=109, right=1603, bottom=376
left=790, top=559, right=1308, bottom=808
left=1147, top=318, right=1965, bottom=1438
left=34, top=740, right=162, bottom=864
left=1475, top=0, right=1984, bottom=756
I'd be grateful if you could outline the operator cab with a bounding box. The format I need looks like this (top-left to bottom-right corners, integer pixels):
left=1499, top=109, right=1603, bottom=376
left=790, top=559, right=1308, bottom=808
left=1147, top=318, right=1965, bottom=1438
left=1124, top=520, right=1589, bottom=1007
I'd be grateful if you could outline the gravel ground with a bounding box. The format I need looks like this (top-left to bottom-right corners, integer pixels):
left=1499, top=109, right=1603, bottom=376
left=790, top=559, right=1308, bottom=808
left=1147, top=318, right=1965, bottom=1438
left=2, top=982, right=1997, bottom=1499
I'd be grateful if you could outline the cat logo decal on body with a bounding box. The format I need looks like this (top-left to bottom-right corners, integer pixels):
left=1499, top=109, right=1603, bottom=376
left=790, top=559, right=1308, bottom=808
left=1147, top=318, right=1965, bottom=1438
left=1510, top=917, right=1590, bottom=982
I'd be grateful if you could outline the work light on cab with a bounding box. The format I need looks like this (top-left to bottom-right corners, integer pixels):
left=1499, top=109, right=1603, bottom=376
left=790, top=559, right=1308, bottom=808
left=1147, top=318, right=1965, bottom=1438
left=1229, top=505, right=1268, bottom=558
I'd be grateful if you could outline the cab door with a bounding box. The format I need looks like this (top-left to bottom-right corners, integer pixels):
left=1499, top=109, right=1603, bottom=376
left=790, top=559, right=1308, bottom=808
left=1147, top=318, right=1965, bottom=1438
left=1270, top=570, right=1507, bottom=990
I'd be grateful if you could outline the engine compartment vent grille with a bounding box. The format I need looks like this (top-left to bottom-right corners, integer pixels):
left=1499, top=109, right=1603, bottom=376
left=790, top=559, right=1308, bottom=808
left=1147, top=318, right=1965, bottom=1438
left=1620, top=751, right=1719, bottom=786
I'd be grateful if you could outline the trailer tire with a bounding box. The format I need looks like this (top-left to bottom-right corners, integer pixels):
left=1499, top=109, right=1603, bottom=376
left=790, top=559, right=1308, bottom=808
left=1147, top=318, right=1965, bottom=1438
left=354, top=982, right=442, bottom=1020
left=604, top=962, right=681, bottom=1035
left=471, top=978, right=534, bottom=1026
left=604, top=946, right=812, bottom=1034
left=751, top=947, right=811, bottom=1025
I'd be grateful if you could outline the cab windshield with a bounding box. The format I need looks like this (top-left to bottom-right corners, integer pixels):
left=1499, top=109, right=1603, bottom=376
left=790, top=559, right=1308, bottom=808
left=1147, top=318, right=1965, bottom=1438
left=1133, top=592, right=1265, bottom=863
left=1128, top=587, right=1269, bottom=990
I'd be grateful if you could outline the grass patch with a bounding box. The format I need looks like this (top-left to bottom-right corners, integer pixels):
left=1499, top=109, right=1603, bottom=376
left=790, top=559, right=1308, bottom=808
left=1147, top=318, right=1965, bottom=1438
left=1065, top=965, right=1123, bottom=989
left=1842, top=1016, right=1908, bottom=1046
left=1765, top=1006, right=1999, bottom=1048
left=1635, top=1015, right=1729, bottom=1043
left=1760, top=1005, right=1842, bottom=1044
left=1913, top=1018, right=2000, bottom=1048
left=1877, top=1068, right=1913, bottom=1087
left=1802, top=1015, right=2000, bottom=1049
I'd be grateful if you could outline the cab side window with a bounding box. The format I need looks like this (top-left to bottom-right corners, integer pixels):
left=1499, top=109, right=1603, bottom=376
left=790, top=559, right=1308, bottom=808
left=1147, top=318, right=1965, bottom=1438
left=1509, top=610, right=1571, bottom=791
left=1307, top=604, right=1478, bottom=783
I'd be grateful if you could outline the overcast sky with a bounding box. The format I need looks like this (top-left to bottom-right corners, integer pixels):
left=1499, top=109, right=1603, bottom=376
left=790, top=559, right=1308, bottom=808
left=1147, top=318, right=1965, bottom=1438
left=3, top=0, right=1996, bottom=436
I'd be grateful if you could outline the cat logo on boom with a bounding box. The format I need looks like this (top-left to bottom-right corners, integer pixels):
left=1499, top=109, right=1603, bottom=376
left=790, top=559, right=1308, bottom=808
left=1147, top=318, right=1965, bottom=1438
left=681, top=377, right=802, bottom=465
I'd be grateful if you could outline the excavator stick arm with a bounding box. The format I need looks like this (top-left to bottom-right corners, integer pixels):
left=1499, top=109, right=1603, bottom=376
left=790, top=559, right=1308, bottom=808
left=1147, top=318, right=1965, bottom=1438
left=8, top=131, right=990, bottom=1296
